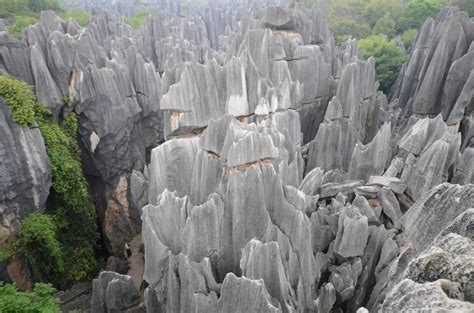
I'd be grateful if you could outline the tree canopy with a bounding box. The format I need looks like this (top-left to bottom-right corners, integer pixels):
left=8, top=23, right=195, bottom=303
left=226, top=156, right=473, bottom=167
left=0, top=282, right=61, bottom=313
left=398, top=0, right=447, bottom=32
left=358, top=35, right=408, bottom=93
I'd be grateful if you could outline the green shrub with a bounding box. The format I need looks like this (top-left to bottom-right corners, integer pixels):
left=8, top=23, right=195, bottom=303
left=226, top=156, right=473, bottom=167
left=25, top=0, right=62, bottom=13
left=36, top=111, right=99, bottom=285
left=0, top=282, right=61, bottom=313
left=124, top=10, right=157, bottom=29
left=15, top=213, right=64, bottom=281
left=60, top=8, right=90, bottom=27
left=6, top=15, right=39, bottom=36
left=401, top=28, right=418, bottom=48
left=0, top=75, right=99, bottom=287
left=0, top=75, right=37, bottom=126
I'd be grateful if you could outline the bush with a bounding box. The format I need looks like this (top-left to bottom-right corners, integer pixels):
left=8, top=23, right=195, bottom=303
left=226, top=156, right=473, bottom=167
left=0, top=282, right=61, bottom=313
left=401, top=28, right=418, bottom=48
left=60, top=8, right=90, bottom=27
left=124, top=10, right=157, bottom=29
left=25, top=0, right=62, bottom=13
left=36, top=111, right=99, bottom=286
left=15, top=213, right=64, bottom=281
left=358, top=35, right=408, bottom=93
left=0, top=75, right=37, bottom=126
left=6, top=15, right=39, bottom=36
left=0, top=75, right=99, bottom=287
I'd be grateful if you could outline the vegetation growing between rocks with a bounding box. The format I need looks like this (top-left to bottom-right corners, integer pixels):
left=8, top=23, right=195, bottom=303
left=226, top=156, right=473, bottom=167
left=15, top=213, right=64, bottom=281
left=358, top=35, right=408, bottom=93
left=0, top=75, right=37, bottom=126
left=59, top=7, right=91, bottom=27
left=1, top=0, right=90, bottom=36
left=124, top=9, right=158, bottom=29
left=0, top=282, right=61, bottom=313
left=0, top=75, right=99, bottom=288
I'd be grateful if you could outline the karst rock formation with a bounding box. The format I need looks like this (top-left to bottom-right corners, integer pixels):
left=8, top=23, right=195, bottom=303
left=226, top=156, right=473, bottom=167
left=0, top=0, right=473, bottom=312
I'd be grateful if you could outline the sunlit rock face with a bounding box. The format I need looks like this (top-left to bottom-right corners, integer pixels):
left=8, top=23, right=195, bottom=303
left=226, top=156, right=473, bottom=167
left=138, top=4, right=474, bottom=312
left=1, top=1, right=473, bottom=312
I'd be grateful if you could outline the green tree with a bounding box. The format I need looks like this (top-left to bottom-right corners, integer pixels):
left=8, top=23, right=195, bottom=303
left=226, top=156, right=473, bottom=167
left=364, top=0, right=403, bottom=27
left=0, top=282, right=61, bottom=313
left=397, top=0, right=447, bottom=32
left=25, top=0, right=61, bottom=13
left=358, top=35, right=408, bottom=93
left=401, top=28, right=418, bottom=47
left=0, top=0, right=23, bottom=18
left=329, top=15, right=371, bottom=43
left=372, top=15, right=397, bottom=37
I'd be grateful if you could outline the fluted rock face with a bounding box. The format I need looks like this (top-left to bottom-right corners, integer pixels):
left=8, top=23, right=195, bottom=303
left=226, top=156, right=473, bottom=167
left=402, top=184, right=474, bottom=253
left=0, top=97, right=51, bottom=240
left=91, top=271, right=141, bottom=313
left=138, top=6, right=473, bottom=311
left=372, top=184, right=474, bottom=312
left=391, top=8, right=474, bottom=158
left=1, top=1, right=473, bottom=312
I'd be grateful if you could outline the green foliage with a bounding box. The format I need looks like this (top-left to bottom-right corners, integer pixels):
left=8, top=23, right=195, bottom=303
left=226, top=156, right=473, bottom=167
left=36, top=110, right=99, bottom=286
left=0, top=75, right=37, bottom=126
left=0, top=0, right=62, bottom=18
left=6, top=15, right=39, bottom=36
left=372, top=16, right=397, bottom=37
left=1, top=0, right=88, bottom=34
left=0, top=244, right=13, bottom=262
left=329, top=15, right=371, bottom=44
left=124, top=10, right=157, bottom=29
left=358, top=35, right=408, bottom=93
left=15, top=213, right=64, bottom=280
left=401, top=28, right=418, bottom=47
left=0, top=282, right=61, bottom=313
left=304, top=0, right=451, bottom=45
left=0, top=75, right=99, bottom=287
left=397, top=0, right=447, bottom=32
left=364, top=0, right=403, bottom=27
left=0, top=0, right=27, bottom=18
left=60, top=8, right=90, bottom=27
left=26, top=0, right=62, bottom=13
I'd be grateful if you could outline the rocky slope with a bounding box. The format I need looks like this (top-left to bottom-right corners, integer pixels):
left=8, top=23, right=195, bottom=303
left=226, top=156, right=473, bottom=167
left=0, top=1, right=473, bottom=312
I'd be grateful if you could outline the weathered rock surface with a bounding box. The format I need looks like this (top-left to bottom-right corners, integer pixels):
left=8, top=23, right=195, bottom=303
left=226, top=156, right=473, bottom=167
left=0, top=97, right=51, bottom=249
left=91, top=271, right=141, bottom=313
left=1, top=1, right=473, bottom=312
